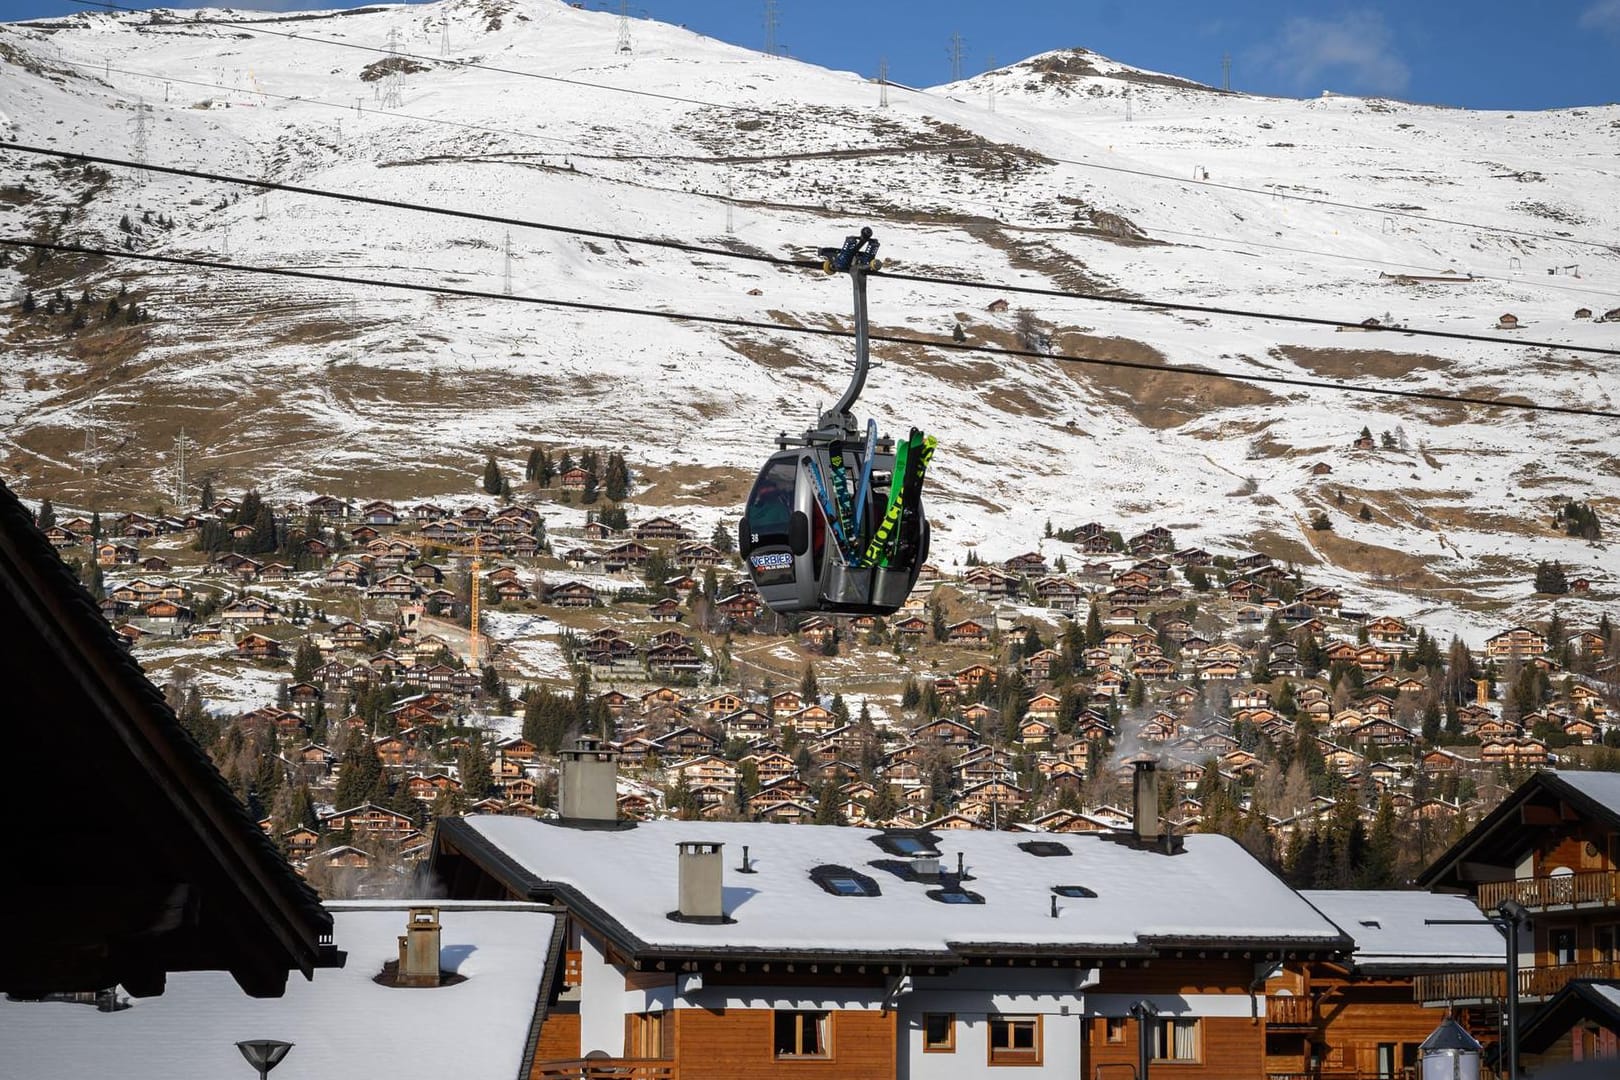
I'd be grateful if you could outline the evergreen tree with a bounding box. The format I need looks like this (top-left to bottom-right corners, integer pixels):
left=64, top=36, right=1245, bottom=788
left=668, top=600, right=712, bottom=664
left=1362, top=793, right=1399, bottom=888
left=536, top=449, right=556, bottom=488
left=800, top=662, right=820, bottom=702
left=457, top=737, right=496, bottom=801
left=581, top=470, right=599, bottom=505
left=36, top=497, right=56, bottom=530
left=1534, top=560, right=1570, bottom=595
left=813, top=780, right=845, bottom=825
left=525, top=446, right=541, bottom=482
left=249, top=502, right=277, bottom=553
left=20, top=291, right=35, bottom=314
left=1421, top=700, right=1442, bottom=744
left=712, top=519, right=735, bottom=554
left=482, top=456, right=504, bottom=496
left=1084, top=602, right=1103, bottom=647
left=292, top=638, right=322, bottom=684
left=89, top=510, right=101, bottom=539
left=333, top=736, right=386, bottom=809
left=198, top=477, right=214, bottom=512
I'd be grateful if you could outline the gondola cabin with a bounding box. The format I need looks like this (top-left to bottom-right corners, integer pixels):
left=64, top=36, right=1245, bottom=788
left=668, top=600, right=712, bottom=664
left=738, top=227, right=934, bottom=617
left=740, top=439, right=929, bottom=615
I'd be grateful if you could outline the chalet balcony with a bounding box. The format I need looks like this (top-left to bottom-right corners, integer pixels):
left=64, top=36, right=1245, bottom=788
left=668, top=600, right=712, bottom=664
left=1266, top=995, right=1316, bottom=1029
left=1414, top=960, right=1620, bottom=1005
left=1478, top=869, right=1620, bottom=913
left=532, top=1060, right=673, bottom=1080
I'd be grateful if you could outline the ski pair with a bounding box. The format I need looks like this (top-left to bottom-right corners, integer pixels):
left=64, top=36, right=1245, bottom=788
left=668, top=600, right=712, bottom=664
left=862, top=428, right=935, bottom=568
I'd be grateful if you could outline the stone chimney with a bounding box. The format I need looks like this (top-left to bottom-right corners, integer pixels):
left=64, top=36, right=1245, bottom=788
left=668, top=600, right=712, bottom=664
left=1132, top=759, right=1161, bottom=845
left=397, top=906, right=441, bottom=987
left=558, top=736, right=619, bottom=824
left=676, top=841, right=726, bottom=922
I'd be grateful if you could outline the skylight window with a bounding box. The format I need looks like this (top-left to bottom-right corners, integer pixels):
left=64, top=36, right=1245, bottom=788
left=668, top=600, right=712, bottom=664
left=809, top=864, right=881, bottom=897
left=1360, top=919, right=1381, bottom=929
left=927, top=888, right=985, bottom=905
left=1019, top=841, right=1073, bottom=858
left=1052, top=885, right=1098, bottom=899
left=870, top=830, right=941, bottom=858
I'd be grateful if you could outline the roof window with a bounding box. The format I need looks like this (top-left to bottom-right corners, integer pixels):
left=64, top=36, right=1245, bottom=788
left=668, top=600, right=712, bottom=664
left=809, top=864, right=881, bottom=898
left=1052, top=885, right=1098, bottom=899
left=927, top=888, right=984, bottom=905
left=1018, top=840, right=1072, bottom=858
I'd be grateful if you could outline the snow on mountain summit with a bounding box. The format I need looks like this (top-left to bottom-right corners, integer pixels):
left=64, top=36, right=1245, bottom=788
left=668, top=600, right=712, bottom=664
left=0, top=0, right=1617, bottom=643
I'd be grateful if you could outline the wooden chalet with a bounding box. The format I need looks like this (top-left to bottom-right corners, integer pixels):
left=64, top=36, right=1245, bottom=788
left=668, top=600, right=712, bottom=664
left=0, top=479, right=331, bottom=997
left=1415, top=770, right=1620, bottom=1072
left=432, top=752, right=1353, bottom=1080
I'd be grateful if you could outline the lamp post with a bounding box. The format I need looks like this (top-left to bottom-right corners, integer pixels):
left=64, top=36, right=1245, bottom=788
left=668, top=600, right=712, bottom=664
left=1129, top=999, right=1159, bottom=1080
left=236, top=1040, right=294, bottom=1080
left=1425, top=898, right=1531, bottom=1080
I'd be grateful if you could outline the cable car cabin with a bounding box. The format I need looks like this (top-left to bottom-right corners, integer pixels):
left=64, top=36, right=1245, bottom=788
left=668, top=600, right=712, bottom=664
left=740, top=440, right=929, bottom=616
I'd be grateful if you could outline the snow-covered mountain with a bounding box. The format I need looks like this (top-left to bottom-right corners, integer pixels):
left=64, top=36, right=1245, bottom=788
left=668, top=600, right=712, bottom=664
left=1, top=0, right=1617, bottom=643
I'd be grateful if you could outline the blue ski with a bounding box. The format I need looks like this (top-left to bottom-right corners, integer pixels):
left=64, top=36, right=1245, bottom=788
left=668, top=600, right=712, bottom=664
left=852, top=419, right=879, bottom=541
left=803, top=454, right=859, bottom=566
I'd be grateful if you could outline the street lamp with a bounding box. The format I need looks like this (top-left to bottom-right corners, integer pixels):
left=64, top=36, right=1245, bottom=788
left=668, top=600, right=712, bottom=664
left=1426, top=899, right=1530, bottom=1080
left=236, top=1040, right=294, bottom=1080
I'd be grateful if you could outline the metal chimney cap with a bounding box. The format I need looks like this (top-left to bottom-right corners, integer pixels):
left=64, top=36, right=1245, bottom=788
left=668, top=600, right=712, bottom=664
left=1419, top=1018, right=1481, bottom=1053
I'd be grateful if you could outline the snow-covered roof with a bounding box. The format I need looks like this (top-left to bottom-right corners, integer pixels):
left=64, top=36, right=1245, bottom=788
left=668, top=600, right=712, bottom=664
left=1549, top=769, right=1620, bottom=814
left=2, top=902, right=556, bottom=1080
left=455, top=816, right=1348, bottom=958
left=1300, top=890, right=1503, bottom=972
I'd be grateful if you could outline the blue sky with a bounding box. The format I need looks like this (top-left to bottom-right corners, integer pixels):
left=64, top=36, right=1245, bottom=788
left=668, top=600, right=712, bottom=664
left=5, top=0, right=1618, bottom=109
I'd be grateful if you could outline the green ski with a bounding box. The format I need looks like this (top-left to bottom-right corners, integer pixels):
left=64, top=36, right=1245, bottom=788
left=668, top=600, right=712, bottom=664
left=861, top=431, right=913, bottom=566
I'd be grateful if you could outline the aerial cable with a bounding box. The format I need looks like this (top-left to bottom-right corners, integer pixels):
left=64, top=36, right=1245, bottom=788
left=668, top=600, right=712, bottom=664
left=57, top=0, right=1620, bottom=253
left=5, top=142, right=1616, bottom=360
left=29, top=57, right=643, bottom=158
left=5, top=235, right=1616, bottom=421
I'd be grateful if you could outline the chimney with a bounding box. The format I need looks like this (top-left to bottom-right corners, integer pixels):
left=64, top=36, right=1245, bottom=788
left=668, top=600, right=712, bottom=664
left=1132, top=759, right=1161, bottom=844
left=676, top=841, right=726, bottom=921
left=397, top=906, right=441, bottom=987
left=558, top=736, right=619, bottom=824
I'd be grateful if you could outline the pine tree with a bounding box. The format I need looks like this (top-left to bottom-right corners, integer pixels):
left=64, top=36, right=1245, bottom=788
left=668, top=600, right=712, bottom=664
left=1534, top=560, right=1569, bottom=595
left=1084, top=602, right=1103, bottom=647
left=20, top=291, right=35, bottom=314
left=1422, top=700, right=1442, bottom=743
left=482, top=456, right=504, bottom=496
left=581, top=470, right=599, bottom=505
left=333, top=736, right=386, bottom=809
left=292, top=639, right=322, bottom=683
left=36, top=497, right=55, bottom=530
left=198, top=477, right=214, bottom=512
left=800, top=662, right=819, bottom=702
left=249, top=502, right=277, bottom=553
left=89, top=510, right=101, bottom=539
left=525, top=446, right=541, bottom=482
left=537, top=449, right=556, bottom=488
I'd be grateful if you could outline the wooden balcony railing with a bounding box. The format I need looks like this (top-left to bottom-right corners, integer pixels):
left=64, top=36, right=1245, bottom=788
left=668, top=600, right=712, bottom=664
left=1267, top=995, right=1315, bottom=1028
left=532, top=1059, right=674, bottom=1080
left=1478, top=870, right=1620, bottom=912
left=1415, top=960, right=1620, bottom=1004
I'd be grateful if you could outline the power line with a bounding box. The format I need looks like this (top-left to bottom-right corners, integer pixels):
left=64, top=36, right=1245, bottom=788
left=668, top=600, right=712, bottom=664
left=5, top=235, right=1617, bottom=421
left=6, top=142, right=1615, bottom=360
left=65, top=0, right=796, bottom=116
left=45, top=55, right=639, bottom=158
left=59, top=0, right=1620, bottom=254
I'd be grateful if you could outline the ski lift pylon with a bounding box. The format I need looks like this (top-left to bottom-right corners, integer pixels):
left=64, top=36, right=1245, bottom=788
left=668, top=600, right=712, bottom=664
left=739, top=228, right=934, bottom=616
